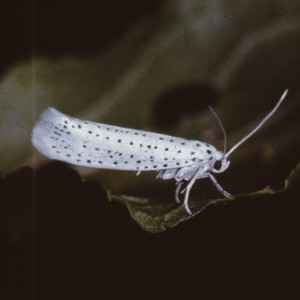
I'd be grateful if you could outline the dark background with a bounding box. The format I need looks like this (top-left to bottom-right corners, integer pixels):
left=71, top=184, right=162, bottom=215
left=1, top=162, right=299, bottom=299
left=1, top=1, right=300, bottom=299
left=0, top=0, right=162, bottom=76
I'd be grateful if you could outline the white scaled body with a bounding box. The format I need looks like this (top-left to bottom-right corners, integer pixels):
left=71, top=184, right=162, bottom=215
left=31, top=90, right=288, bottom=215
left=32, top=108, right=220, bottom=172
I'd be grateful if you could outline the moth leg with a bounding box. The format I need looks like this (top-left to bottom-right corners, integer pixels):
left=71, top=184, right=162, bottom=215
left=156, top=170, right=164, bottom=179
left=183, top=186, right=193, bottom=215
left=180, top=173, right=208, bottom=194
left=207, top=173, right=231, bottom=197
left=175, top=181, right=184, bottom=203
left=183, top=172, right=209, bottom=215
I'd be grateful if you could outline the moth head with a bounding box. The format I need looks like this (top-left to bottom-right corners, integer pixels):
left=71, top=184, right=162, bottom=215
left=211, top=151, right=230, bottom=173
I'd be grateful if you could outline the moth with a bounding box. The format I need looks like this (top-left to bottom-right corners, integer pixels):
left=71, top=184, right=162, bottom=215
left=32, top=89, right=288, bottom=214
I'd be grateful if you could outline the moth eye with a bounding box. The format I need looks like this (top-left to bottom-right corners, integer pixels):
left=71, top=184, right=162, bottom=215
left=213, top=160, right=222, bottom=171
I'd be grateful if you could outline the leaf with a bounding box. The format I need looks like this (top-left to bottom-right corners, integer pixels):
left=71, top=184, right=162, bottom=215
left=108, top=163, right=300, bottom=233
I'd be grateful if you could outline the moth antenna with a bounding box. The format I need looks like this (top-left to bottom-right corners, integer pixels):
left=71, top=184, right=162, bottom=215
left=226, top=89, right=288, bottom=158
left=208, top=105, right=227, bottom=154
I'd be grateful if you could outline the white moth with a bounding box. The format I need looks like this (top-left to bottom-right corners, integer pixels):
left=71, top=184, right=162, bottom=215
left=32, top=90, right=288, bottom=215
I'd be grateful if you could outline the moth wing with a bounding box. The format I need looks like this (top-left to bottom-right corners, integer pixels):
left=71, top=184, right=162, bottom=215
left=32, top=108, right=212, bottom=171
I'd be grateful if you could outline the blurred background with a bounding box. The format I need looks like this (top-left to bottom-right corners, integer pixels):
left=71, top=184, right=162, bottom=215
left=0, top=0, right=300, bottom=299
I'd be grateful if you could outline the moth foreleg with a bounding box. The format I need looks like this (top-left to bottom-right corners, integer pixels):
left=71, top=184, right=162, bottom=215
left=207, top=173, right=231, bottom=197
left=180, top=173, right=209, bottom=194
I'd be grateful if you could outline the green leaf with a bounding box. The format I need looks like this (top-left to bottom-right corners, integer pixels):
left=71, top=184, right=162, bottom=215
left=108, top=163, right=300, bottom=233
